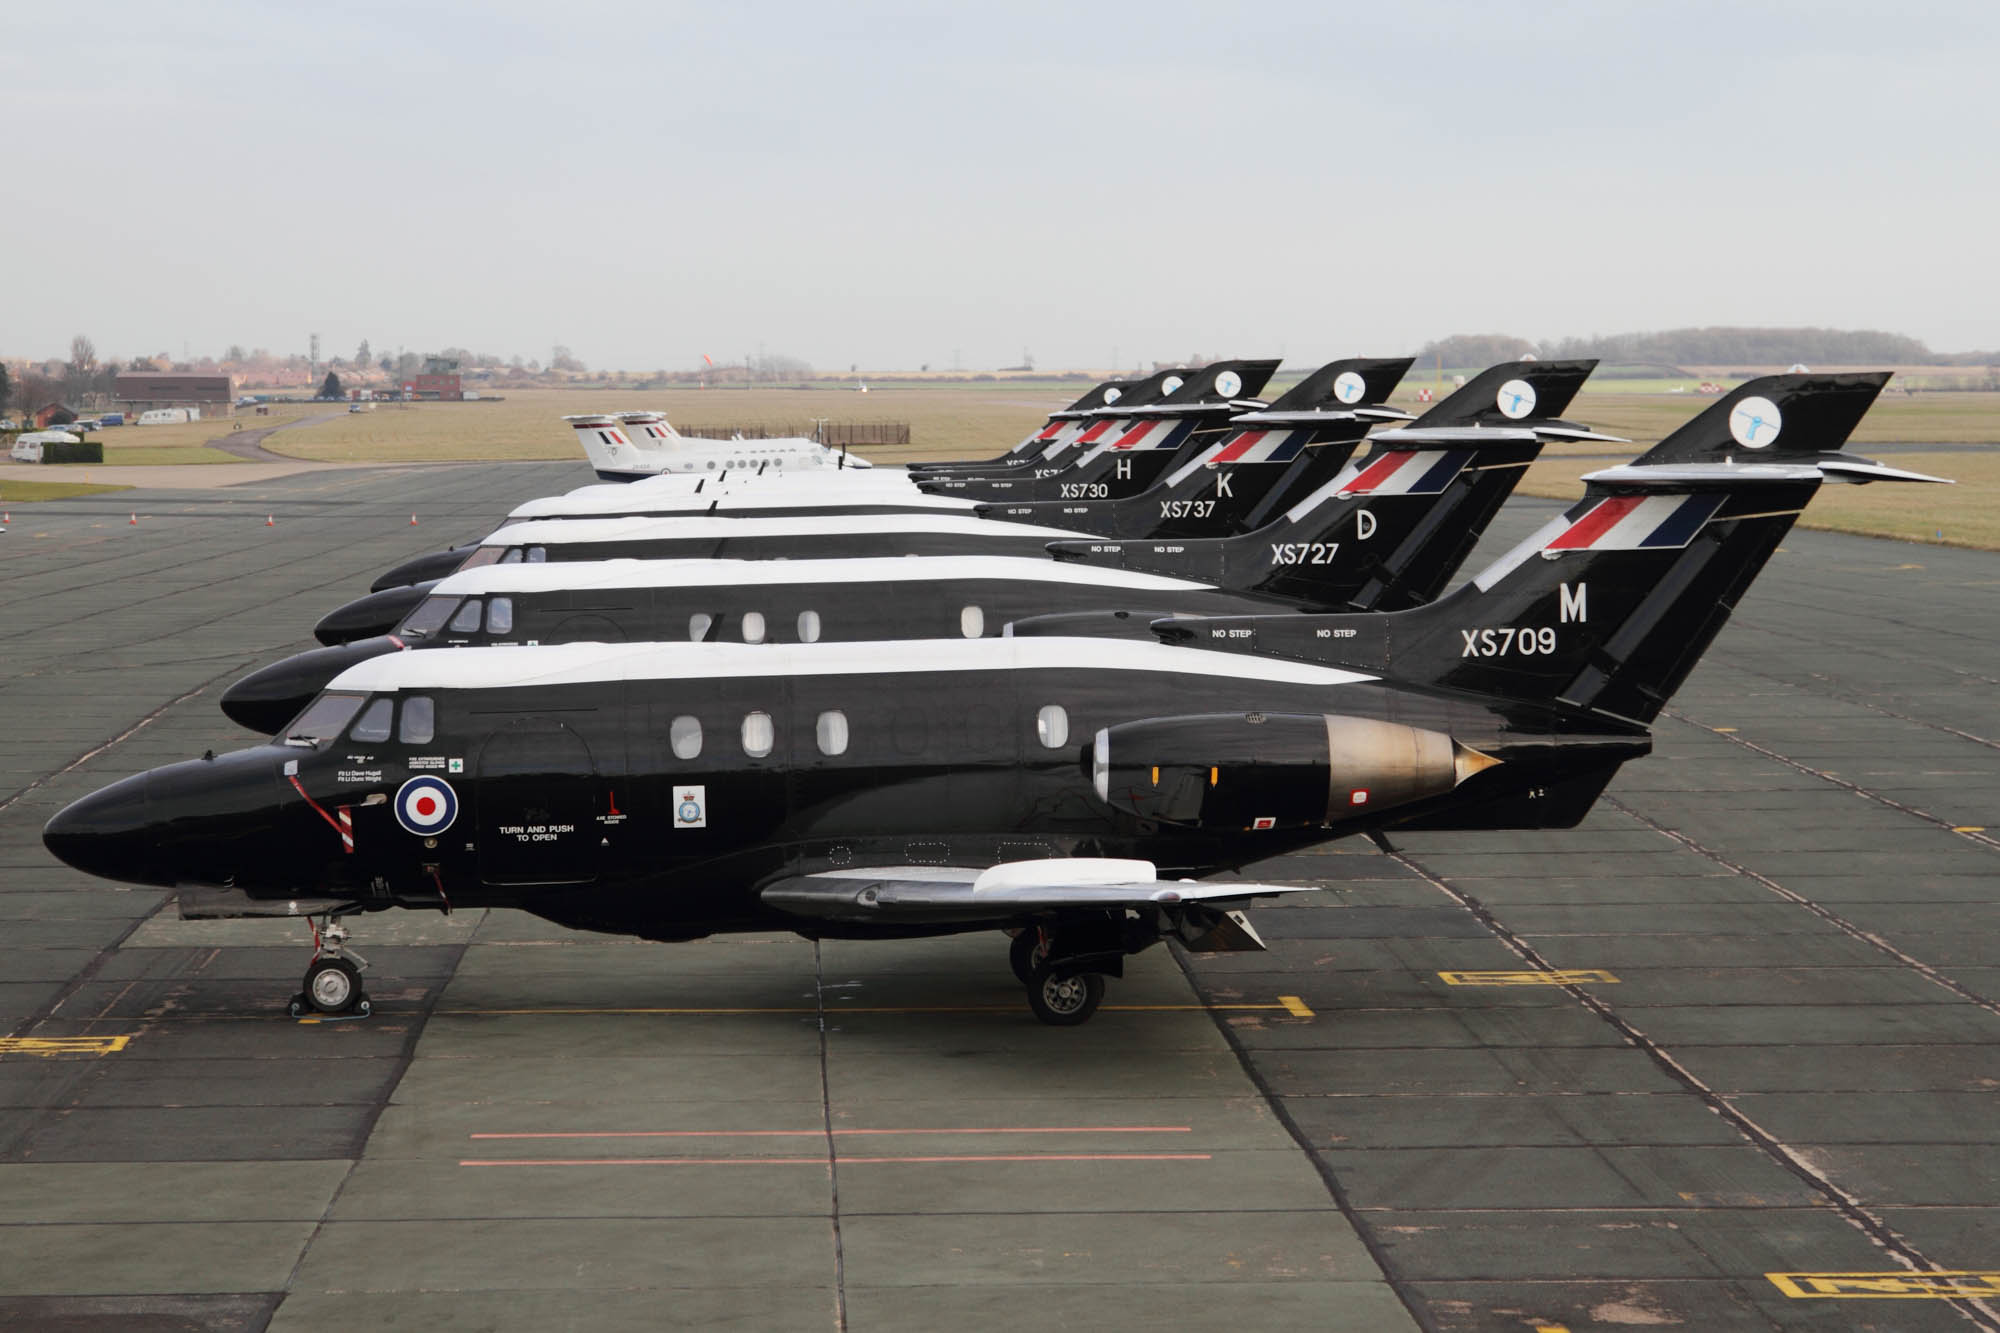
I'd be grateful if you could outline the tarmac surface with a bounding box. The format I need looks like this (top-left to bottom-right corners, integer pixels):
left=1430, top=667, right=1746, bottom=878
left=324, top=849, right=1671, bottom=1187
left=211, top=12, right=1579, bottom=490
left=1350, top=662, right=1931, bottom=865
left=1, top=461, right=1995, bottom=1331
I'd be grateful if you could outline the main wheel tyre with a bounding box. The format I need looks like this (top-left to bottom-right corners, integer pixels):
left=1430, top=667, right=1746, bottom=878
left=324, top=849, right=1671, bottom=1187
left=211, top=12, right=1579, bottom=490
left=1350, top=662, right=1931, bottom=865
left=303, top=957, right=363, bottom=1015
left=1026, top=966, right=1104, bottom=1027
left=1009, top=931, right=1048, bottom=985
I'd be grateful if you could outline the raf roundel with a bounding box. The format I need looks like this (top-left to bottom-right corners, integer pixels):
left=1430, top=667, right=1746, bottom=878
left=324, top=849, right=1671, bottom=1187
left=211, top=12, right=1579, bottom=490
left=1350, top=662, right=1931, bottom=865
left=1213, top=370, right=1243, bottom=399
left=395, top=775, right=458, bottom=836
left=1496, top=378, right=1537, bottom=420
left=1729, top=395, right=1783, bottom=448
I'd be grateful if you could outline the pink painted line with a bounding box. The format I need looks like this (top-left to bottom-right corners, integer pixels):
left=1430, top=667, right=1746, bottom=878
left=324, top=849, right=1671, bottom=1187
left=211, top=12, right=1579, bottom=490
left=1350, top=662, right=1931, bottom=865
left=470, top=1125, right=1193, bottom=1141
left=460, top=1152, right=1213, bottom=1167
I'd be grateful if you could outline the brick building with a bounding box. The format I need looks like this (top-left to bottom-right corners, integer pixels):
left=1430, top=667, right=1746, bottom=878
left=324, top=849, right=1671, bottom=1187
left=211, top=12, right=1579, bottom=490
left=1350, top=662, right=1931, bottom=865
left=114, top=372, right=237, bottom=418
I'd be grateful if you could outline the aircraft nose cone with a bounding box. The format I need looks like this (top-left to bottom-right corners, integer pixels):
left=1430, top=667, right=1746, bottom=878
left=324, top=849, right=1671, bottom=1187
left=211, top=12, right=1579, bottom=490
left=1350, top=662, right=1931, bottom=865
left=43, top=772, right=167, bottom=886
left=222, top=637, right=404, bottom=732
left=315, top=582, right=431, bottom=645
left=372, top=545, right=473, bottom=592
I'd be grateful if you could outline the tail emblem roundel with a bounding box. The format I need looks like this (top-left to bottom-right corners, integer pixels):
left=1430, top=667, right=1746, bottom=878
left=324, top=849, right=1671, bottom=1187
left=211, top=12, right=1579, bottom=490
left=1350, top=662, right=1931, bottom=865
left=395, top=776, right=459, bottom=835
left=1214, top=370, right=1243, bottom=399
left=1729, top=396, right=1783, bottom=448
left=1497, top=379, right=1537, bottom=419
left=1333, top=371, right=1367, bottom=405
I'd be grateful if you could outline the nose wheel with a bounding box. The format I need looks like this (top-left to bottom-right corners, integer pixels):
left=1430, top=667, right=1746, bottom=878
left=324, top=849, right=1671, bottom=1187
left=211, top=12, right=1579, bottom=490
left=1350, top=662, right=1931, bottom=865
left=289, top=917, right=372, bottom=1018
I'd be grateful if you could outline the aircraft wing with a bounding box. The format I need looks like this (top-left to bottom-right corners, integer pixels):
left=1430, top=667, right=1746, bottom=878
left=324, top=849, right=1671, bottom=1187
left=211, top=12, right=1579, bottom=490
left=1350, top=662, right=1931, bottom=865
left=759, top=857, right=1316, bottom=925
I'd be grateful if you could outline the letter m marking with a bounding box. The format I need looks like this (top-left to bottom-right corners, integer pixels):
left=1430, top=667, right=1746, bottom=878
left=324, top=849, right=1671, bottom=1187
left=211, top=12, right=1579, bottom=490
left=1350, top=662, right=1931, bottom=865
left=1560, top=582, right=1587, bottom=624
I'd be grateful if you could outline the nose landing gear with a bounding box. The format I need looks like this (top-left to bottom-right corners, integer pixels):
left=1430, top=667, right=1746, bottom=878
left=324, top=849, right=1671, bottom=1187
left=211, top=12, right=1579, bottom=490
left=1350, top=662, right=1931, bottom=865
left=290, top=916, right=372, bottom=1018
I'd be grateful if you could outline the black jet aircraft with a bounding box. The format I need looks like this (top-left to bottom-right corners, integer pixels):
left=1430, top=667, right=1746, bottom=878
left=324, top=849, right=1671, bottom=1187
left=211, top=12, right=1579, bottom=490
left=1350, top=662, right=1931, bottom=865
left=313, top=361, right=1580, bottom=645
left=43, top=375, right=1941, bottom=1025
left=229, top=364, right=1587, bottom=724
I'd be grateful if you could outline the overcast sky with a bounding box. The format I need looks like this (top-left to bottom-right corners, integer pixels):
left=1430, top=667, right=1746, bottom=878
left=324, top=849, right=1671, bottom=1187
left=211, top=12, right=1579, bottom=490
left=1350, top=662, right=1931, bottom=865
left=5, top=1, right=1992, bottom=371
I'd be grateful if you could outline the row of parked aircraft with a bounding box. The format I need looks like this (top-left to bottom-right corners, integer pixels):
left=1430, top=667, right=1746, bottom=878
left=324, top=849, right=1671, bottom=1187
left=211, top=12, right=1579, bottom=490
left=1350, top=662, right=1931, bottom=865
left=42, top=358, right=1947, bottom=1023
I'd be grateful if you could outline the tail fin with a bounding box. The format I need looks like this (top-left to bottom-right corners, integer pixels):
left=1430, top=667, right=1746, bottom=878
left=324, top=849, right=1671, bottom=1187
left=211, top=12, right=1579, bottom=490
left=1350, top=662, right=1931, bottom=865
left=1009, top=379, right=1139, bottom=458
left=1235, top=359, right=1619, bottom=606
left=1257, top=357, right=1414, bottom=417
left=616, top=411, right=680, bottom=450
left=1413, top=359, right=1599, bottom=429
left=1156, top=373, right=1948, bottom=725
left=565, top=414, right=647, bottom=479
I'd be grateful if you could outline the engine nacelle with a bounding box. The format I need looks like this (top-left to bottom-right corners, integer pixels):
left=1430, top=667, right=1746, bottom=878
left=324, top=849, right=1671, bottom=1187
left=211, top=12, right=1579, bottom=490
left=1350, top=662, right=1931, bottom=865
left=1090, top=712, right=1493, bottom=829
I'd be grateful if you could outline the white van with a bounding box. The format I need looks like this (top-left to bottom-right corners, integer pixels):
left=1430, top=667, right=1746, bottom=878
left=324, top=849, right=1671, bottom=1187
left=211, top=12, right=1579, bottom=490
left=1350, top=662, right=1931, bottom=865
left=10, top=430, right=81, bottom=463
left=137, top=407, right=197, bottom=426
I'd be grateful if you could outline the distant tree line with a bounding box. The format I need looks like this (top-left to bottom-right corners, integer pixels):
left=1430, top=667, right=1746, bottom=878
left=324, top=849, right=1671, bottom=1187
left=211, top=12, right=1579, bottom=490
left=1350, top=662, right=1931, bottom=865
left=1418, top=327, right=1995, bottom=369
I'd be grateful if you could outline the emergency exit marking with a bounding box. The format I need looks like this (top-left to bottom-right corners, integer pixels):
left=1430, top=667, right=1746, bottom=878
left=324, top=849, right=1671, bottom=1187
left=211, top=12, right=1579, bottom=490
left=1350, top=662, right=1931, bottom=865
left=1767, top=1271, right=2000, bottom=1299
left=1437, top=969, right=1620, bottom=986
left=0, top=1035, right=133, bottom=1057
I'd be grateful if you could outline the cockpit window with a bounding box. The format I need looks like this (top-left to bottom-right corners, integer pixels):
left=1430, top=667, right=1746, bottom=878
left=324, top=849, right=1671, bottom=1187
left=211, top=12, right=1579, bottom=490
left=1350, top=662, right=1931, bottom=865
left=461, top=546, right=504, bottom=569
left=400, top=696, right=435, bottom=744
left=526, top=546, right=547, bottom=563
left=283, top=693, right=365, bottom=749
left=351, top=697, right=394, bottom=743
left=399, top=596, right=458, bottom=639
left=487, top=597, right=514, bottom=635
left=449, top=600, right=483, bottom=634
left=499, top=548, right=523, bottom=564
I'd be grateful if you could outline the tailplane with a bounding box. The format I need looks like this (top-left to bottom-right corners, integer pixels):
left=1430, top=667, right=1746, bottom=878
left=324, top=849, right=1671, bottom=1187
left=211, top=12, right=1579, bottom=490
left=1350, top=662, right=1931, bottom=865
left=1154, top=373, right=1948, bottom=725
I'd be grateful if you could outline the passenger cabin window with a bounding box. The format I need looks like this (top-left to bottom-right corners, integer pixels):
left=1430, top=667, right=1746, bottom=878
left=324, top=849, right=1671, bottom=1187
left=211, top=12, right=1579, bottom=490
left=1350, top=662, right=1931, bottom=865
left=399, top=597, right=457, bottom=639
left=689, top=612, right=714, bottom=642
left=742, top=711, right=775, bottom=757
left=284, top=693, right=365, bottom=749
left=449, top=600, right=483, bottom=634
left=487, top=597, right=513, bottom=635
left=1036, top=704, right=1069, bottom=750
left=960, top=605, right=985, bottom=638
left=797, top=610, right=821, bottom=643
left=351, top=697, right=394, bottom=743
left=816, top=710, right=849, bottom=756
left=742, top=611, right=766, bottom=644
left=400, top=696, right=436, bottom=744
left=670, top=715, right=703, bottom=760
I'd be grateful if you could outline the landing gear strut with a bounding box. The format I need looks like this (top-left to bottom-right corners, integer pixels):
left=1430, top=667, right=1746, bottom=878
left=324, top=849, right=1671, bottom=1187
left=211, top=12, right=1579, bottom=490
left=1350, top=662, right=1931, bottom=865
left=290, top=916, right=371, bottom=1018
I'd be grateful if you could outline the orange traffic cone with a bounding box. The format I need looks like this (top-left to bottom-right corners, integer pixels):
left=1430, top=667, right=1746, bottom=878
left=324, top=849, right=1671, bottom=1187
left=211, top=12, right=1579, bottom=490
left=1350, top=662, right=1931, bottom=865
left=129, top=513, right=138, bottom=525
left=409, top=514, right=419, bottom=526
left=266, top=515, right=276, bottom=527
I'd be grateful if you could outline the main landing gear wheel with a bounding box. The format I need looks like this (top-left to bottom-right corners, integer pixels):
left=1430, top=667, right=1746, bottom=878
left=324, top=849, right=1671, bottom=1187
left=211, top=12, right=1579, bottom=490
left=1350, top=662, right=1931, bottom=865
left=1009, top=930, right=1049, bottom=985
left=1026, top=965, right=1104, bottom=1027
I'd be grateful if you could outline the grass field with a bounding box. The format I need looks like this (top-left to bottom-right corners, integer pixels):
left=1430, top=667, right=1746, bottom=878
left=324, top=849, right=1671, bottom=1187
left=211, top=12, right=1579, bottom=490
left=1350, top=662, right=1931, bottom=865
left=0, top=479, right=132, bottom=503
left=100, top=446, right=240, bottom=465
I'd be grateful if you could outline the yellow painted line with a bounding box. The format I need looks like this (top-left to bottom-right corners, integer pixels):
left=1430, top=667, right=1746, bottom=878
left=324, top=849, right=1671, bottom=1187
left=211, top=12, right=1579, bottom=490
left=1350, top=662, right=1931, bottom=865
left=1438, top=969, right=1619, bottom=987
left=1712, top=726, right=1737, bottom=733
left=1954, top=826, right=1986, bottom=833
left=1535, top=1325, right=1572, bottom=1333
left=438, top=1000, right=1313, bottom=1018
left=0, top=1035, right=133, bottom=1057
left=1768, top=1271, right=2000, bottom=1299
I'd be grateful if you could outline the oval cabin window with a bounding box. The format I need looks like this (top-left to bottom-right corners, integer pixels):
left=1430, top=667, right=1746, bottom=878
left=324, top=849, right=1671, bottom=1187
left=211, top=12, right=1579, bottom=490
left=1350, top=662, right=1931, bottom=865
left=742, top=711, right=775, bottom=758
left=816, top=710, right=849, bottom=756
left=688, top=613, right=714, bottom=642
left=742, top=611, right=766, bottom=644
left=960, top=605, right=984, bottom=638
left=797, top=610, right=821, bottom=643
left=1036, top=704, right=1069, bottom=750
left=669, top=715, right=703, bottom=760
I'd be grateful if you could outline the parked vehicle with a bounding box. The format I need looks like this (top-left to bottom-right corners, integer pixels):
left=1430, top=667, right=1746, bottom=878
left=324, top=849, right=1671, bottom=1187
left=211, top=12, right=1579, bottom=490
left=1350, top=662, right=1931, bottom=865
left=11, top=430, right=81, bottom=462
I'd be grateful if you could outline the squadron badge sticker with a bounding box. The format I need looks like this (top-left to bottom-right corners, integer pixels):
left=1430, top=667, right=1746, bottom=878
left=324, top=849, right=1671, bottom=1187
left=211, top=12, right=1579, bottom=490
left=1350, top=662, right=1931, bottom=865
left=395, top=776, right=458, bottom=836
left=675, top=786, right=708, bottom=829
